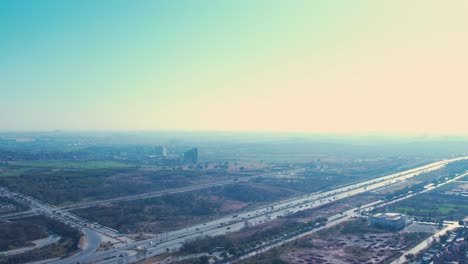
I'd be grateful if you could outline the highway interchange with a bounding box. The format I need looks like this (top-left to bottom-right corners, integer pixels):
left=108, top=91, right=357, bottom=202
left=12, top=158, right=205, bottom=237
left=1, top=156, right=467, bottom=264
left=58, top=156, right=468, bottom=264
left=0, top=168, right=305, bottom=263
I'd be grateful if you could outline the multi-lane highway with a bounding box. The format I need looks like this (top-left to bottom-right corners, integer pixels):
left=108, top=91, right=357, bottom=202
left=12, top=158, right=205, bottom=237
left=234, top=171, right=468, bottom=263
left=0, top=168, right=304, bottom=263
left=0, top=187, right=130, bottom=259
left=56, top=156, right=468, bottom=264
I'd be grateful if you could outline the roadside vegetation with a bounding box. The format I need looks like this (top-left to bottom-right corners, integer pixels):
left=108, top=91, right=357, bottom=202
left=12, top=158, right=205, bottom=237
left=0, top=165, right=234, bottom=205
left=0, top=197, right=28, bottom=213
left=180, top=217, right=327, bottom=259
left=412, top=159, right=468, bottom=183
left=0, top=216, right=81, bottom=264
left=0, top=220, right=48, bottom=251
left=0, top=167, right=136, bottom=205
left=72, top=183, right=296, bottom=233
left=257, top=158, right=429, bottom=194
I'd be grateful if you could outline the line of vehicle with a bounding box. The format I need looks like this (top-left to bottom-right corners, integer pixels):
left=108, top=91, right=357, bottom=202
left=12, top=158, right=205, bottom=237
left=60, top=157, right=467, bottom=264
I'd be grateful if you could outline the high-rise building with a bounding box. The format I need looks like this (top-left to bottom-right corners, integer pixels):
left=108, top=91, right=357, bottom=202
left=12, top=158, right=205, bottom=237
left=183, top=148, right=198, bottom=164
left=155, top=145, right=167, bottom=156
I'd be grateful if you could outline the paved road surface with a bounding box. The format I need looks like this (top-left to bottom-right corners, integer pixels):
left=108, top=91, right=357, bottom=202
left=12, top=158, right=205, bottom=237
left=57, top=156, right=468, bottom=264
left=0, top=235, right=61, bottom=257
left=391, top=221, right=460, bottom=264
left=234, top=172, right=468, bottom=263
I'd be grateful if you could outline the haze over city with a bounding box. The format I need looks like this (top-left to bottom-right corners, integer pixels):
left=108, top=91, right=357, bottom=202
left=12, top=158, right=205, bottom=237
left=2, top=2, right=468, bottom=264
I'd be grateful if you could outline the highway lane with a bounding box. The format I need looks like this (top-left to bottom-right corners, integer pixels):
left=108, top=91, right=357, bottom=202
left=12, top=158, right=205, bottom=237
left=0, top=169, right=303, bottom=264
left=59, top=156, right=468, bottom=264
left=0, top=235, right=61, bottom=257
left=157, top=156, right=463, bottom=240
left=234, top=171, right=468, bottom=263
left=78, top=228, right=103, bottom=257
left=235, top=205, right=365, bottom=262
left=0, top=187, right=131, bottom=263
left=0, top=209, right=35, bottom=220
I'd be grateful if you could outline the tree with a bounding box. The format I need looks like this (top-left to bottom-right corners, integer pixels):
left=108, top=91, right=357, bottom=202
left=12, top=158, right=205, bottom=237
left=228, top=247, right=237, bottom=256
left=439, top=234, right=448, bottom=243
left=405, top=253, right=415, bottom=261
left=195, top=256, right=209, bottom=264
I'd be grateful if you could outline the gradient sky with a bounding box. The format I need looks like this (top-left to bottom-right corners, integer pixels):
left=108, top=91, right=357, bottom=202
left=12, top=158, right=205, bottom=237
left=1, top=1, right=468, bottom=133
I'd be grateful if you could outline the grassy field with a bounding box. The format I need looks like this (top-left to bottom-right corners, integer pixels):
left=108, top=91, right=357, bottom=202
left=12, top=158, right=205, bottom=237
left=388, top=192, right=468, bottom=221
left=395, top=203, right=468, bottom=216
left=0, top=167, right=29, bottom=177
left=13, top=160, right=131, bottom=169
left=0, top=161, right=131, bottom=180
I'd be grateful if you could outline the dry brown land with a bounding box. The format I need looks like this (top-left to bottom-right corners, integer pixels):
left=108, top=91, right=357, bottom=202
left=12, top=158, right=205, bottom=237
left=282, top=232, right=409, bottom=264
left=242, top=219, right=428, bottom=264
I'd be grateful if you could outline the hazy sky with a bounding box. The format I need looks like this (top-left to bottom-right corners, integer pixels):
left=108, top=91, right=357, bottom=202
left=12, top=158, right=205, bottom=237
left=1, top=1, right=468, bottom=133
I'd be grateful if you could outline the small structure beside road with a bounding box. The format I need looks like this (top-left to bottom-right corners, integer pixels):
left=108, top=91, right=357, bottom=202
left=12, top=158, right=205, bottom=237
left=369, top=213, right=411, bottom=230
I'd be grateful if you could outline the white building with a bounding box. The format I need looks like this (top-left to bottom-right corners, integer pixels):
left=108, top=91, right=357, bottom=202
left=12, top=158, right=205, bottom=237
left=369, top=213, right=410, bottom=230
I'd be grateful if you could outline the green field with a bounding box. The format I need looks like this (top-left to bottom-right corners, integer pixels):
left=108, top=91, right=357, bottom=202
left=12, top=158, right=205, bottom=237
left=0, top=161, right=131, bottom=178
left=12, top=160, right=131, bottom=169
left=0, top=167, right=29, bottom=177
left=394, top=204, right=468, bottom=215
left=389, top=193, right=468, bottom=221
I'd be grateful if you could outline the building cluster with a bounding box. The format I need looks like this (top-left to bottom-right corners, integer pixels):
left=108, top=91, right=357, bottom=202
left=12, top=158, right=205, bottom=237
left=369, top=213, right=411, bottom=230
left=432, top=239, right=467, bottom=264
left=151, top=145, right=199, bottom=166
left=420, top=229, right=468, bottom=264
